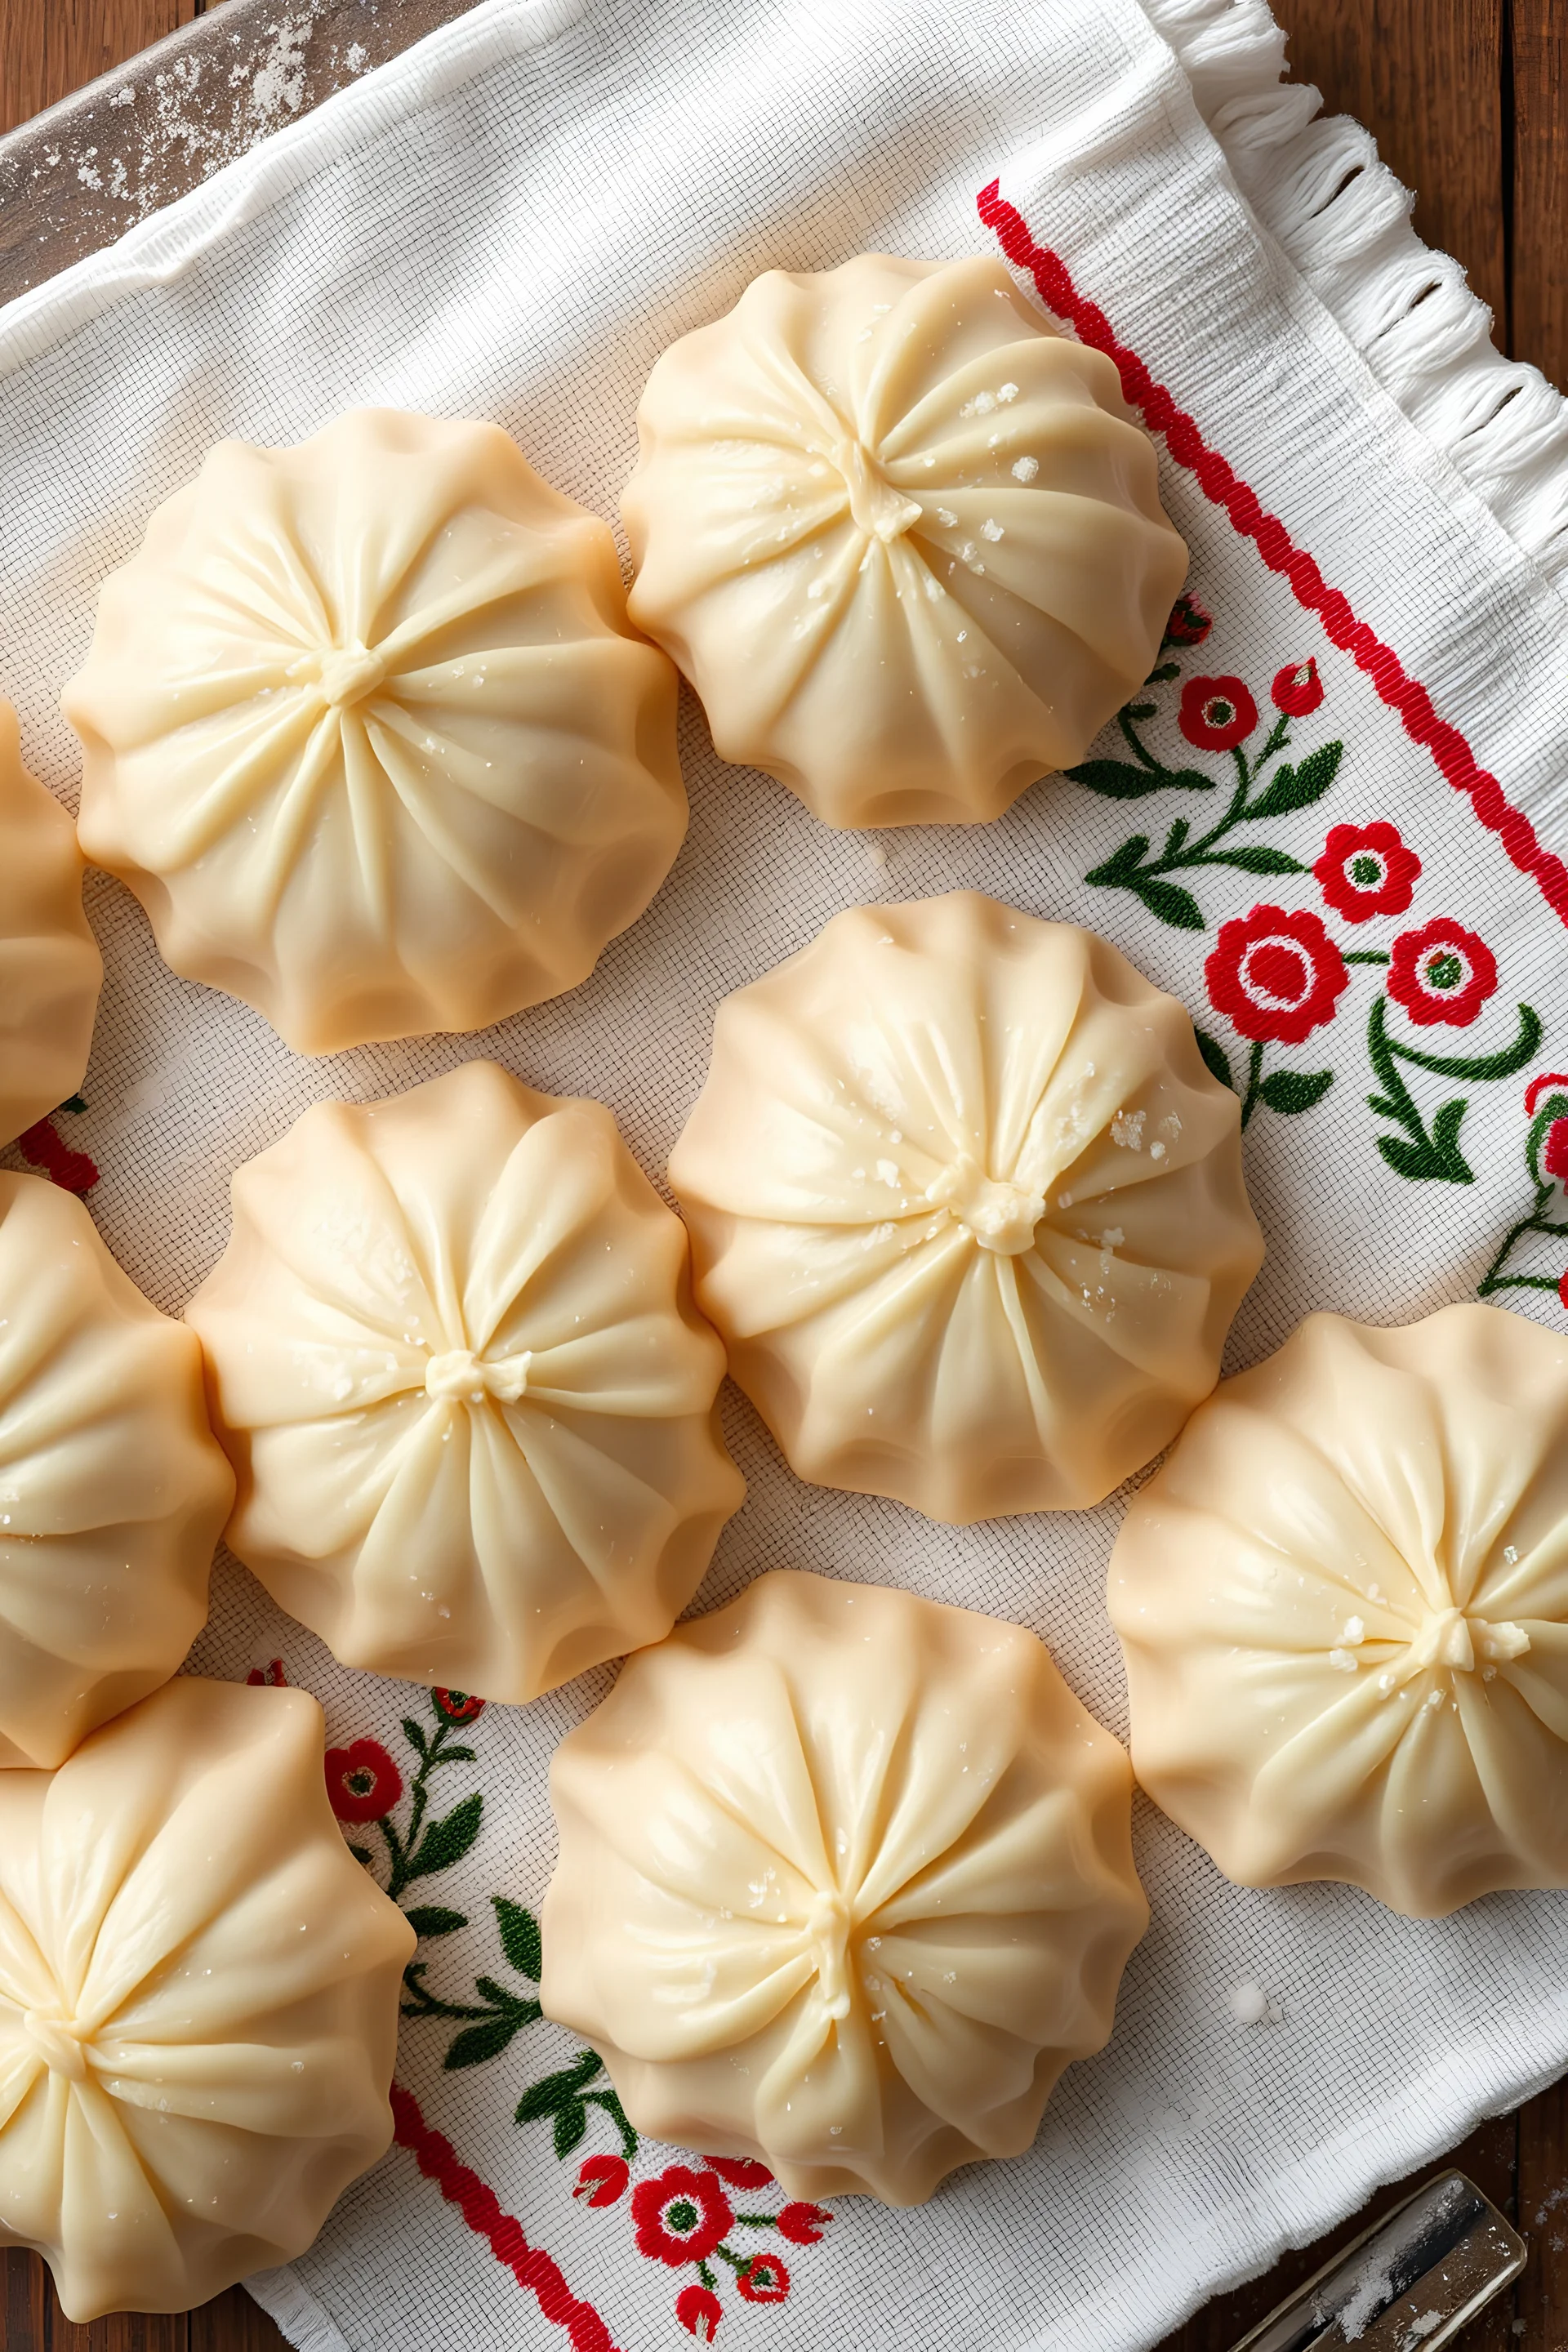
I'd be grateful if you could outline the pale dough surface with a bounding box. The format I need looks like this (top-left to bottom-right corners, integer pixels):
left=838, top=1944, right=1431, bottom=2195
left=188, top=1059, right=744, bottom=1699
left=1109, top=1304, right=1568, bottom=1917
left=68, top=408, right=686, bottom=1054
left=541, top=1569, right=1147, bottom=2205
left=0, top=1677, right=413, bottom=2319
left=0, top=700, right=99, bottom=1149
left=669, top=891, right=1263, bottom=1521
left=0, top=1172, right=232, bottom=1770
left=623, top=254, right=1187, bottom=827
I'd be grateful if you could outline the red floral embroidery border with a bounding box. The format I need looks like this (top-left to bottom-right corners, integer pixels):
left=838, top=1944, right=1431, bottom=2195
left=391, top=2082, right=624, bottom=2352
left=977, top=180, right=1568, bottom=931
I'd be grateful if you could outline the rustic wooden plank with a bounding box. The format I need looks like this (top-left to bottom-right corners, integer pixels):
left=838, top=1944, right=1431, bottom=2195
left=1510, top=0, right=1568, bottom=389
left=1, top=0, right=192, bottom=135
left=1152, top=2112, right=1519, bottom=2350
left=1517, top=2076, right=1568, bottom=2348
left=188, top=2287, right=287, bottom=2352
left=1272, top=0, right=1508, bottom=345
left=0, top=0, right=47, bottom=136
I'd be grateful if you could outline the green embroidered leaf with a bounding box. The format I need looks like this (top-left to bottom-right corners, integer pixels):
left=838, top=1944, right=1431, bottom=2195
left=431, top=1745, right=476, bottom=1766
left=1211, top=844, right=1308, bottom=876
left=1129, top=874, right=1205, bottom=931
left=1143, top=662, right=1181, bottom=684
left=404, top=1905, right=467, bottom=1939
left=1428, top=1097, right=1475, bottom=1180
left=554, top=2101, right=590, bottom=2159
left=347, top=1844, right=372, bottom=1866
left=1391, top=1003, right=1543, bottom=1085
left=1257, top=1068, right=1334, bottom=1116
left=1245, top=739, right=1343, bottom=819
left=405, top=1791, right=483, bottom=1881
left=1069, top=762, right=1175, bottom=800
left=1375, top=1134, right=1442, bottom=1182
left=445, top=2013, right=532, bottom=2070
left=1087, top=835, right=1152, bottom=885
left=1194, top=1027, right=1234, bottom=1092
left=494, top=1897, right=543, bottom=1982
left=1125, top=702, right=1158, bottom=721
left=472, top=1977, right=540, bottom=2018
left=400, top=1716, right=430, bottom=1761
left=1162, top=817, right=1191, bottom=858
left=515, top=2054, right=603, bottom=2123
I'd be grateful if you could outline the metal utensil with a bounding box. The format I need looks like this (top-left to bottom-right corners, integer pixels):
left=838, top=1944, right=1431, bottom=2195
left=1231, top=2169, right=1526, bottom=2350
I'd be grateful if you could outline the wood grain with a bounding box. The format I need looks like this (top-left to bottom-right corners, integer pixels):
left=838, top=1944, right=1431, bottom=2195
left=1510, top=0, right=1568, bottom=390
left=0, top=0, right=193, bottom=136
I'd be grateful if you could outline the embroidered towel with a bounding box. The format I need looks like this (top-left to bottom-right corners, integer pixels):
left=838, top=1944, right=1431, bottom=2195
left=2, top=2, right=1567, bottom=2348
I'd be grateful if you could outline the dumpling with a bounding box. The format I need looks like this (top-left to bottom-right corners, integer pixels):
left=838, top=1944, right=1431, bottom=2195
left=667, top=892, right=1263, bottom=1522
left=541, top=1569, right=1147, bottom=2204
left=1108, top=1304, right=1568, bottom=1918
left=621, top=253, right=1187, bottom=828
left=0, top=1676, right=414, bottom=2319
left=0, top=698, right=100, bottom=1147
left=186, top=1059, right=744, bottom=1699
left=0, top=1173, right=233, bottom=1769
left=67, top=408, right=686, bottom=1054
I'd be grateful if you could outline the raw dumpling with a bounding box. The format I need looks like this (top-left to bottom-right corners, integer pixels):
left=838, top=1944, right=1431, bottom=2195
left=0, top=698, right=100, bottom=1147
left=541, top=1569, right=1147, bottom=2204
left=1108, top=1305, right=1568, bottom=1917
left=187, top=1060, right=744, bottom=1699
left=668, top=892, right=1263, bottom=1522
left=0, top=1676, right=414, bottom=2318
left=621, top=253, right=1187, bottom=827
left=67, top=408, right=686, bottom=1054
left=0, top=1173, right=234, bottom=1769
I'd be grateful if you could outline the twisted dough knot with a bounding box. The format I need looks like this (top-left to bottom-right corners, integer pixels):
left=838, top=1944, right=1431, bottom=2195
left=806, top=1889, right=853, bottom=2022
left=927, top=1154, right=1045, bottom=1256
left=1406, top=1603, right=1530, bottom=1675
left=316, top=640, right=389, bottom=709
left=833, top=439, right=923, bottom=545
left=23, top=2010, right=92, bottom=2082
left=425, top=1347, right=533, bottom=1406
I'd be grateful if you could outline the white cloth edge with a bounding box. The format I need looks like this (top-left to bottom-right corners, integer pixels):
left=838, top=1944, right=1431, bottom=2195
left=1141, top=0, right=1568, bottom=595
left=246, top=2264, right=355, bottom=2352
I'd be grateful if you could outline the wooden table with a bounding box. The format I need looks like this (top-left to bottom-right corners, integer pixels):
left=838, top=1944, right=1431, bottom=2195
left=1, top=2, right=1566, bottom=2345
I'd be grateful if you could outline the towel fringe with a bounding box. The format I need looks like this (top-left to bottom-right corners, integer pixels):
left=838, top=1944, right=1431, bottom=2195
left=1143, top=0, right=1568, bottom=591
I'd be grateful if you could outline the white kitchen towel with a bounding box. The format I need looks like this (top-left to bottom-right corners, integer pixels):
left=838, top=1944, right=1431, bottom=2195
left=2, top=2, right=1568, bottom=2349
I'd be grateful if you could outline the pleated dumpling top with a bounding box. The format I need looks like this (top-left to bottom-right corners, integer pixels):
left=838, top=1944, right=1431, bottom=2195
left=1110, top=1305, right=1568, bottom=1917
left=622, top=254, right=1187, bottom=827
left=0, top=698, right=100, bottom=1147
left=187, top=1060, right=743, bottom=1699
left=669, top=892, right=1263, bottom=1521
left=541, top=1570, right=1147, bottom=2204
left=0, top=1677, right=413, bottom=2318
left=68, top=408, right=686, bottom=1053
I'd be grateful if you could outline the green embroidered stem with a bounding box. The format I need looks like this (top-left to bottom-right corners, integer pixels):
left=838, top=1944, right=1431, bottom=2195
left=1365, top=996, right=1543, bottom=1184
left=1239, top=1040, right=1265, bottom=1130
left=378, top=1705, right=482, bottom=1901
left=1116, top=706, right=1163, bottom=771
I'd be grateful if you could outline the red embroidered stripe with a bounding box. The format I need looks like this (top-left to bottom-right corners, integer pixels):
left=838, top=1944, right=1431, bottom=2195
left=977, top=180, right=1568, bottom=930
left=16, top=1114, right=98, bottom=1194
left=390, top=2082, right=624, bottom=2352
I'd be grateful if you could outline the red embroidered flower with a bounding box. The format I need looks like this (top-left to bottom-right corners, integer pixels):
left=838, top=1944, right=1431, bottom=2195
left=1271, top=658, right=1324, bottom=717
left=737, top=2254, right=791, bottom=2305
left=1559, top=1272, right=1568, bottom=1315
left=1163, top=593, right=1213, bottom=648
left=676, top=2285, right=724, bottom=2342
left=246, top=1657, right=287, bottom=1687
left=776, top=2201, right=833, bottom=2245
left=1544, top=1121, right=1568, bottom=1183
left=574, top=2154, right=628, bottom=2207
left=632, top=2166, right=733, bottom=2267
left=1387, top=919, right=1498, bottom=1028
left=1205, top=904, right=1350, bottom=1046
left=702, top=2156, right=773, bottom=2189
left=324, top=1740, right=403, bottom=1824
left=433, top=1688, right=485, bottom=1724
left=1179, top=675, right=1257, bottom=751
left=1312, top=822, right=1420, bottom=924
